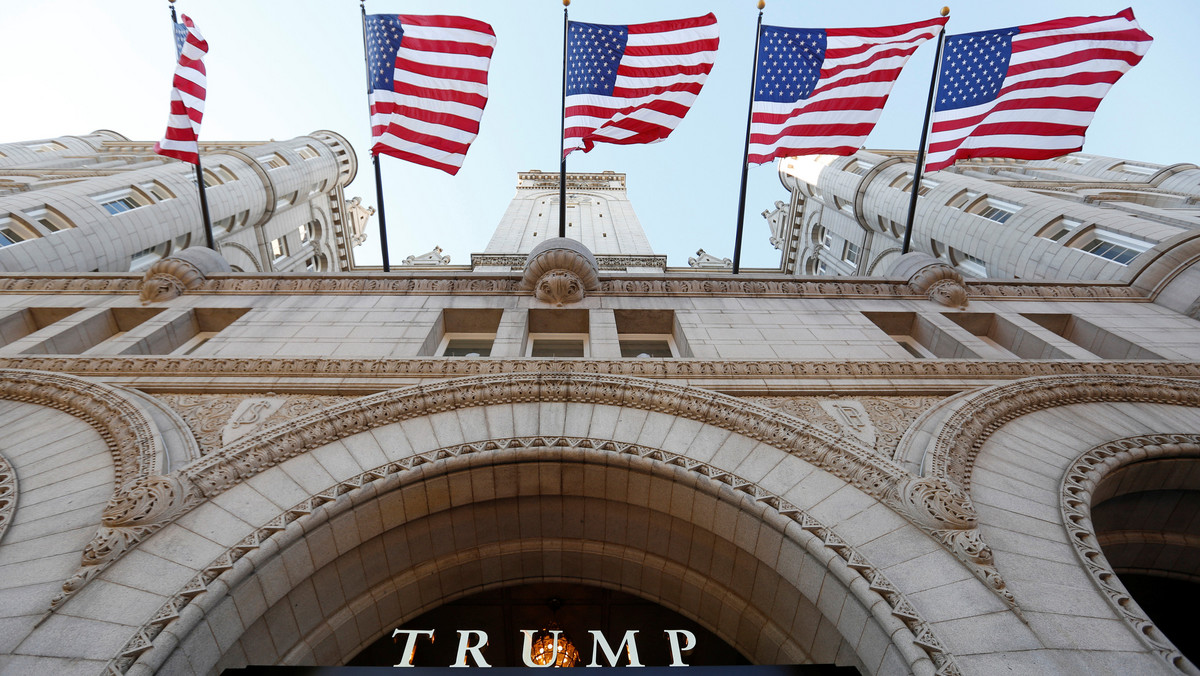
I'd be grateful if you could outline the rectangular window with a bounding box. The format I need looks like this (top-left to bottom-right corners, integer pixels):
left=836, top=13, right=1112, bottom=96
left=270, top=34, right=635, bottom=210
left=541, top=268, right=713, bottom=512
left=99, top=195, right=144, bottom=215
left=26, top=208, right=73, bottom=233
left=297, top=145, right=320, bottom=160
left=442, top=338, right=494, bottom=357
left=954, top=250, right=988, bottom=277
left=889, top=173, right=914, bottom=191
left=1080, top=238, right=1142, bottom=264
left=0, top=216, right=39, bottom=246
left=26, top=141, right=67, bottom=153
left=215, top=165, right=237, bottom=182
left=119, top=308, right=250, bottom=356
left=129, top=242, right=170, bottom=271
left=863, top=311, right=980, bottom=359
left=1078, top=230, right=1152, bottom=265
left=270, top=237, right=288, bottom=260
left=299, top=221, right=314, bottom=244
left=946, top=189, right=980, bottom=210
left=258, top=153, right=289, bottom=170
left=143, top=181, right=174, bottom=201
left=530, top=338, right=586, bottom=357
left=22, top=307, right=165, bottom=355
left=844, top=159, right=873, bottom=176
left=1110, top=162, right=1155, bottom=176
left=833, top=196, right=854, bottom=213
left=1022, top=313, right=1163, bottom=360
left=201, top=169, right=221, bottom=187
left=527, top=308, right=589, bottom=358
left=843, top=241, right=860, bottom=265
left=0, top=307, right=81, bottom=347
left=427, top=308, right=504, bottom=357
left=970, top=197, right=1021, bottom=224
left=918, top=179, right=939, bottom=196
left=1039, top=217, right=1083, bottom=242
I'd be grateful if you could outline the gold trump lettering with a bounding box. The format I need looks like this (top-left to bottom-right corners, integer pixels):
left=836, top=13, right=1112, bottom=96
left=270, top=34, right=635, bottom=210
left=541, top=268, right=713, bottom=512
left=390, top=628, right=698, bottom=667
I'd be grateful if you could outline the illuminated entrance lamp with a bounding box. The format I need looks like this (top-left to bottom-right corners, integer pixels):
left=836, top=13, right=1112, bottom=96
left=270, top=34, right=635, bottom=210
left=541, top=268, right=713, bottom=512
left=528, top=598, right=580, bottom=667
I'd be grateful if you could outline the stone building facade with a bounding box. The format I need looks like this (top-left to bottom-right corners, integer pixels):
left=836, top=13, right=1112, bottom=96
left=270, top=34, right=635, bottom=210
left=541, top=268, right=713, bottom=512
left=0, top=131, right=372, bottom=275
left=763, top=151, right=1200, bottom=311
left=0, top=160, right=1197, bottom=675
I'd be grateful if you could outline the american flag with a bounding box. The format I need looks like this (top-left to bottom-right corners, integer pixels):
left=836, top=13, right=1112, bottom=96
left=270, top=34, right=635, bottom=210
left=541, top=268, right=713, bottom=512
left=153, top=15, right=207, bottom=165
left=365, top=14, right=496, bottom=176
left=926, top=9, right=1152, bottom=172
left=747, top=18, right=946, bottom=164
left=564, top=14, right=719, bottom=157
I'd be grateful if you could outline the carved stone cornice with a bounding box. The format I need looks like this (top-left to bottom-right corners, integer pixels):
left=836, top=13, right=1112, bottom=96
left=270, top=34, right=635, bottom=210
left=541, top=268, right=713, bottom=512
left=1060, top=434, right=1200, bottom=675
left=0, top=273, right=1144, bottom=300
left=1, top=356, right=1196, bottom=383
left=113, top=438, right=962, bottom=676
left=926, top=375, right=1200, bottom=490
left=0, top=452, right=15, bottom=546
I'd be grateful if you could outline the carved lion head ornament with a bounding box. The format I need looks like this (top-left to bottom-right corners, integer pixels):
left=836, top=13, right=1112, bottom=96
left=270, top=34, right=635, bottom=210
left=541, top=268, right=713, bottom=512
left=521, top=238, right=601, bottom=306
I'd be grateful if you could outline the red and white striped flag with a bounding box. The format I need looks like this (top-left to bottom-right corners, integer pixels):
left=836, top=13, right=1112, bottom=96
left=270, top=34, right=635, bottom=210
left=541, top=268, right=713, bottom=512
left=926, top=9, right=1152, bottom=172
left=748, top=17, right=947, bottom=164
left=564, top=14, right=719, bottom=157
left=154, top=14, right=207, bottom=165
left=365, top=14, right=496, bottom=175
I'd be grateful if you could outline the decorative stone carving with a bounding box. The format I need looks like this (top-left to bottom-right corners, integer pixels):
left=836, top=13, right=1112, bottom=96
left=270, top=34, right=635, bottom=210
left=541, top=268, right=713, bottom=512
left=113, top=437, right=961, bottom=676
left=0, top=452, right=15, bottom=546
left=927, top=375, right=1200, bottom=490
left=222, top=397, right=287, bottom=445
left=401, top=245, right=450, bottom=266
left=1061, top=434, right=1200, bottom=675
left=818, top=399, right=876, bottom=447
left=521, top=237, right=600, bottom=306
left=2, top=356, right=1197, bottom=384
left=0, top=369, right=163, bottom=486
left=49, top=474, right=199, bottom=613
left=687, top=249, right=733, bottom=269
left=0, top=272, right=1146, bottom=301
left=890, top=252, right=969, bottom=308
left=895, top=475, right=1022, bottom=617
left=139, top=246, right=233, bottom=304
left=534, top=269, right=585, bottom=305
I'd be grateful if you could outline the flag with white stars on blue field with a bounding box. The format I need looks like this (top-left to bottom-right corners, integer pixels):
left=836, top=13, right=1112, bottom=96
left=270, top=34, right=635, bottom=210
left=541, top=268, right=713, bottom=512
left=926, top=9, right=1152, bottom=171
left=365, top=14, right=496, bottom=175
left=747, top=17, right=946, bottom=164
left=564, top=13, right=718, bottom=157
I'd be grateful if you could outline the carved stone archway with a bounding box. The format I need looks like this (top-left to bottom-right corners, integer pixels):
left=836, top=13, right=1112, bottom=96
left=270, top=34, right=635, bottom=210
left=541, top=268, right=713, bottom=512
left=121, top=440, right=958, bottom=676
left=1061, top=434, right=1200, bottom=675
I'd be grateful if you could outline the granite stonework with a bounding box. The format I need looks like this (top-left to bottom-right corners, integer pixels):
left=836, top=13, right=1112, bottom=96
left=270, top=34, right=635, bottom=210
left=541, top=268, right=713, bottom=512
left=0, top=159, right=1196, bottom=676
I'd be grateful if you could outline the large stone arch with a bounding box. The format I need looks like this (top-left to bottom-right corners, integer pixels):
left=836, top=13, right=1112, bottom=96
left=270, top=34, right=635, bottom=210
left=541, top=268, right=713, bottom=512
left=896, top=375, right=1200, bottom=675
left=122, top=435, right=953, bottom=676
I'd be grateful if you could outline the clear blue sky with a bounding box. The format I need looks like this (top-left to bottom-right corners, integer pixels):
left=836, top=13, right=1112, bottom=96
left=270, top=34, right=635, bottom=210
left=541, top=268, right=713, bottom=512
left=3, top=1, right=1196, bottom=268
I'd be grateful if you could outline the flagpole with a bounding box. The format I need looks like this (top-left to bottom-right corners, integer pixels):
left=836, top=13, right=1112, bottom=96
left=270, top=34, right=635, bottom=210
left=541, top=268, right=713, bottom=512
left=731, top=1, right=765, bottom=275
left=901, top=6, right=950, bottom=255
left=168, top=1, right=216, bottom=250
left=359, top=2, right=392, bottom=272
left=559, top=0, right=570, bottom=239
